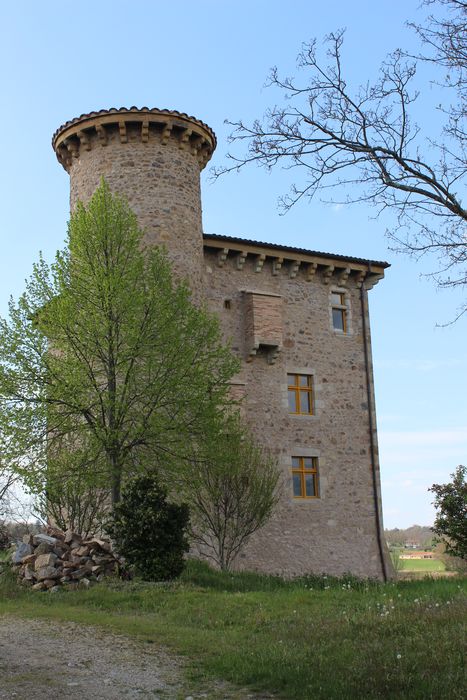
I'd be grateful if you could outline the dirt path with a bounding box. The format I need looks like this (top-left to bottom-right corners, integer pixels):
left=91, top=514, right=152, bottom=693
left=0, top=616, right=273, bottom=700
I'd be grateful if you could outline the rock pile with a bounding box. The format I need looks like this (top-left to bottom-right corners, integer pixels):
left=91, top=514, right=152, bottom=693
left=11, top=527, right=122, bottom=591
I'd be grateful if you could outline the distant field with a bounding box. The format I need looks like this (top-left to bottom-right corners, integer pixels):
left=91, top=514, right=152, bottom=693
left=399, top=557, right=445, bottom=572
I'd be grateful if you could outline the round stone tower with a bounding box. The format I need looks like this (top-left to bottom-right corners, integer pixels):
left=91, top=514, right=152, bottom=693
left=52, top=107, right=216, bottom=296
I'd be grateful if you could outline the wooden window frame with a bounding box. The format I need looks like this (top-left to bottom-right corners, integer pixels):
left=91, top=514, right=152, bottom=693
left=331, top=291, right=347, bottom=333
left=287, top=373, right=314, bottom=415
left=292, top=456, right=320, bottom=499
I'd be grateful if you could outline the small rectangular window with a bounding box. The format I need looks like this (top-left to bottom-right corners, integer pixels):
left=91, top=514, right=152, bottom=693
left=292, top=456, right=319, bottom=499
left=287, top=374, right=313, bottom=415
left=331, top=292, right=347, bottom=332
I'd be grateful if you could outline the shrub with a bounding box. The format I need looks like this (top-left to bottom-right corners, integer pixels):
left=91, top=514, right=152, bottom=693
left=188, top=418, right=280, bottom=571
left=105, top=474, right=190, bottom=581
left=0, top=521, right=9, bottom=551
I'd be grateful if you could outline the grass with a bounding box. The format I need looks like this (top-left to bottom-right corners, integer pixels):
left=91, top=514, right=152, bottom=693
left=399, top=557, right=446, bottom=572
left=1, top=560, right=466, bottom=699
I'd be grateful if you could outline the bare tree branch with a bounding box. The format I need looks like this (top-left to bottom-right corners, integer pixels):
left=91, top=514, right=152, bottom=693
left=214, top=0, right=467, bottom=315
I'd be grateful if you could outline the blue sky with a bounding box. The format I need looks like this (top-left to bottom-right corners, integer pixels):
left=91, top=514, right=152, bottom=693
left=0, top=0, right=465, bottom=528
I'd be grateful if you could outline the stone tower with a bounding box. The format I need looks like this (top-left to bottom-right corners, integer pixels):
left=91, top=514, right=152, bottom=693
left=52, top=107, right=216, bottom=297
left=53, top=106, right=392, bottom=580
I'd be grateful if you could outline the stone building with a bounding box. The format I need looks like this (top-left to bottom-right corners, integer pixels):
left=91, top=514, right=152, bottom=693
left=52, top=107, right=392, bottom=580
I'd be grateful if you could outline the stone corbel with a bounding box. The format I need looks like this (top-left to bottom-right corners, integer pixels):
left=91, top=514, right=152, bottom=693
left=118, top=121, right=128, bottom=144
left=57, top=145, right=71, bottom=169
left=306, top=262, right=318, bottom=281
left=190, top=135, right=204, bottom=157
left=95, top=124, right=107, bottom=146
left=338, top=267, right=351, bottom=286
left=267, top=346, right=281, bottom=365
left=179, top=128, right=192, bottom=150
left=254, top=254, right=266, bottom=273
left=64, top=138, right=79, bottom=159
left=355, top=270, right=367, bottom=288
left=197, top=147, right=210, bottom=169
left=272, top=257, right=283, bottom=276
left=161, top=122, right=173, bottom=145
left=289, top=260, right=301, bottom=278
left=141, top=120, right=149, bottom=143
left=217, top=248, right=229, bottom=267
left=77, top=131, right=91, bottom=152
left=236, top=251, right=248, bottom=270
left=365, top=273, right=384, bottom=290
left=322, top=265, right=335, bottom=284
left=246, top=342, right=260, bottom=362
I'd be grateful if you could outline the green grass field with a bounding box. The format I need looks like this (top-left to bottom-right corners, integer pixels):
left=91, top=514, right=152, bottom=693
left=399, top=557, right=446, bottom=571
left=1, top=561, right=466, bottom=699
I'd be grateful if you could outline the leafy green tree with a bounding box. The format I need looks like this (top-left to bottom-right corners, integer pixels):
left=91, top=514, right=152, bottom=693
left=106, top=474, right=190, bottom=581
left=0, top=458, right=17, bottom=520
left=430, top=465, right=467, bottom=560
left=186, top=415, right=281, bottom=571
left=0, top=180, right=239, bottom=508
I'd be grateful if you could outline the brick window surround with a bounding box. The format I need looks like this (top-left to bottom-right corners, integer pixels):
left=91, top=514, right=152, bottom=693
left=292, top=456, right=320, bottom=498
left=287, top=373, right=314, bottom=415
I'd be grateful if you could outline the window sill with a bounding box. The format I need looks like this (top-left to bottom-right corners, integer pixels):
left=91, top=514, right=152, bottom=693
left=288, top=413, right=319, bottom=420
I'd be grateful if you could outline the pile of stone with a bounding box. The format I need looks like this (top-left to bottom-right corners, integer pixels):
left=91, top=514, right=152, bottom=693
left=11, top=526, right=122, bottom=591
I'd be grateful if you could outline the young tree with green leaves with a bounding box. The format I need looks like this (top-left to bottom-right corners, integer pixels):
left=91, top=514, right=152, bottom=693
left=0, top=180, right=239, bottom=509
left=186, top=415, right=281, bottom=571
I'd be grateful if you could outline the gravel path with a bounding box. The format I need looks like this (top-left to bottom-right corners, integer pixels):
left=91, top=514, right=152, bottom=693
left=0, top=616, right=273, bottom=700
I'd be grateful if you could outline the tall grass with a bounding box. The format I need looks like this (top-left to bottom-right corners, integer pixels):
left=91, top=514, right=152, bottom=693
left=1, top=559, right=465, bottom=699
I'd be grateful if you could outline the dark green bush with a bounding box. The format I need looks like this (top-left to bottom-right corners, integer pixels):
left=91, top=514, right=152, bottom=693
left=106, top=474, right=190, bottom=581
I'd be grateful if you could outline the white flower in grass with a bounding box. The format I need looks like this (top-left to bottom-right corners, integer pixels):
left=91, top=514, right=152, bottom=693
left=396, top=653, right=402, bottom=660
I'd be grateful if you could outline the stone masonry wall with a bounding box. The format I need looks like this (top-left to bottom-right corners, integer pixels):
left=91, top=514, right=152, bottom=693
left=203, top=251, right=387, bottom=579
left=67, top=123, right=205, bottom=299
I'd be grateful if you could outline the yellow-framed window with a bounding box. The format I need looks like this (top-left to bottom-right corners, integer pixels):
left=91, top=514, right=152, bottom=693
left=292, top=456, right=319, bottom=498
left=287, top=373, right=313, bottom=415
left=331, top=292, right=347, bottom=332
